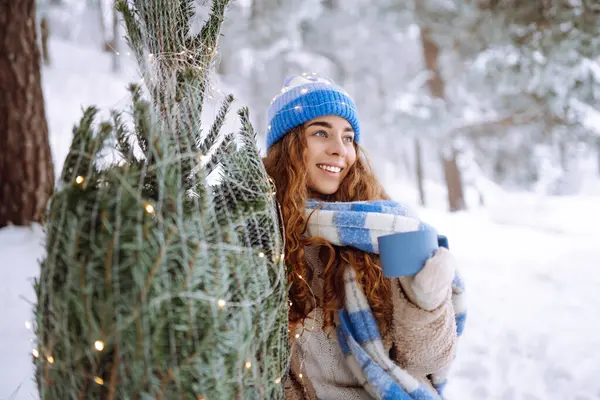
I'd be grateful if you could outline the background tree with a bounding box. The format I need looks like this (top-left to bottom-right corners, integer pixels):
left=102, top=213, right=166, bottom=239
left=0, top=0, right=55, bottom=228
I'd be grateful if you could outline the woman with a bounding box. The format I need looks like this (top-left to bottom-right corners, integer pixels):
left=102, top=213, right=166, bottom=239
left=263, top=74, right=466, bottom=400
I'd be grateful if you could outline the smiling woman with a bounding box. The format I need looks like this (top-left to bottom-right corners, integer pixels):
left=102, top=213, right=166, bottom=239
left=263, top=74, right=462, bottom=400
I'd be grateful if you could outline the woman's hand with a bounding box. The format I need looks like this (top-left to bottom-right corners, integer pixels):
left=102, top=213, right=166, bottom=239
left=399, top=247, right=456, bottom=311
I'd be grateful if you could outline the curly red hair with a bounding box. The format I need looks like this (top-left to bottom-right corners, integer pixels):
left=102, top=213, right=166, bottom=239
left=263, top=126, right=393, bottom=331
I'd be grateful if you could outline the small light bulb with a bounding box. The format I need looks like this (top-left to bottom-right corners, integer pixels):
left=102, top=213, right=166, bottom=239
left=75, top=176, right=84, bottom=184
left=94, top=340, right=104, bottom=351
left=127, top=52, right=130, bottom=56
left=274, top=377, right=281, bottom=384
left=298, top=274, right=303, bottom=279
left=116, top=52, right=120, bottom=56
left=302, top=72, right=308, bottom=76
left=145, top=203, right=155, bottom=214
left=245, top=361, right=252, bottom=369
left=47, top=355, right=54, bottom=364
left=199, top=154, right=207, bottom=162
left=299, top=373, right=303, bottom=379
left=295, top=333, right=300, bottom=339
left=32, top=349, right=39, bottom=358
left=217, top=299, right=226, bottom=309
left=94, top=376, right=104, bottom=385
left=311, top=72, right=316, bottom=76
left=258, top=252, right=265, bottom=258
left=268, top=125, right=271, bottom=130
left=289, top=301, right=292, bottom=306
left=280, top=253, right=285, bottom=262
left=25, top=321, right=31, bottom=330
left=294, top=105, right=302, bottom=111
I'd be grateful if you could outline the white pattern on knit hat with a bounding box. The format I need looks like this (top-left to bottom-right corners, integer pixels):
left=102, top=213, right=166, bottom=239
left=266, top=74, right=360, bottom=149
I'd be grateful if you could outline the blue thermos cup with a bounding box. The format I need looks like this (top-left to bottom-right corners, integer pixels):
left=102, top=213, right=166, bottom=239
left=378, top=224, right=449, bottom=278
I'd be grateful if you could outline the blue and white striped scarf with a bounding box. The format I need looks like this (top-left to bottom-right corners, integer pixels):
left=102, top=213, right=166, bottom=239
left=305, top=199, right=467, bottom=400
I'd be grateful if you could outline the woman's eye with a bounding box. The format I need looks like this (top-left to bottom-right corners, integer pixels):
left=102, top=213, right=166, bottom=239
left=315, top=131, right=326, bottom=137
left=343, top=136, right=354, bottom=143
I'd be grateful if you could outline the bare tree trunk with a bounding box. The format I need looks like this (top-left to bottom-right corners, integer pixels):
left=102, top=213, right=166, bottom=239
left=0, top=0, right=55, bottom=228
left=558, top=139, right=568, bottom=171
left=597, top=138, right=600, bottom=177
left=111, top=1, right=120, bottom=73
left=442, top=149, right=466, bottom=212
left=420, top=27, right=445, bottom=99
left=97, top=0, right=107, bottom=49
left=322, top=0, right=341, bottom=9
left=250, top=0, right=262, bottom=22
left=415, top=138, right=426, bottom=206
left=40, top=16, right=50, bottom=66
left=419, top=26, right=466, bottom=212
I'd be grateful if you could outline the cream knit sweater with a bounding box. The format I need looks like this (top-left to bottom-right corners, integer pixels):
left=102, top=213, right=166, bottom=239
left=284, top=245, right=457, bottom=400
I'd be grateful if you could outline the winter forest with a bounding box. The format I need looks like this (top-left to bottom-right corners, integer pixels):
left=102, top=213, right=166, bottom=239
left=1, top=0, right=599, bottom=399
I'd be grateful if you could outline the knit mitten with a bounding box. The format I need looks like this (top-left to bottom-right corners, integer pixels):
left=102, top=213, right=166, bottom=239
left=399, top=247, right=456, bottom=311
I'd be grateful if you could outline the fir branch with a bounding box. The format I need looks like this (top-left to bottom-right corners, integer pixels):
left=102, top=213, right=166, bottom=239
left=112, top=111, right=135, bottom=163
left=198, top=94, right=234, bottom=155
left=202, top=132, right=236, bottom=177
left=115, top=1, right=145, bottom=65
left=129, top=84, right=152, bottom=155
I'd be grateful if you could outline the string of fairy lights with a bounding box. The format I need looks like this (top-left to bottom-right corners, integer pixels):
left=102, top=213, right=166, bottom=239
left=105, top=44, right=225, bottom=103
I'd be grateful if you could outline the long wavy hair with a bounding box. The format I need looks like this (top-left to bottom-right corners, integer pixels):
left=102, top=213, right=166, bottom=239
left=263, top=125, right=393, bottom=331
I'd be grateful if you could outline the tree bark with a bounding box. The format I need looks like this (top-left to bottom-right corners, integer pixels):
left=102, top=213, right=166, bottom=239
left=420, top=27, right=446, bottom=99
left=597, top=138, right=600, bottom=177
left=442, top=149, right=466, bottom=212
left=0, top=0, right=55, bottom=228
left=322, top=0, right=341, bottom=9
left=419, top=26, right=466, bottom=212
left=40, top=16, right=50, bottom=66
left=97, top=0, right=107, bottom=49
left=111, top=1, right=120, bottom=73
left=415, top=138, right=426, bottom=206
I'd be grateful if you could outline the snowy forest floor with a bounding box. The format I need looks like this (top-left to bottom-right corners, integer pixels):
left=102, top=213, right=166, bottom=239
left=1, top=39, right=599, bottom=400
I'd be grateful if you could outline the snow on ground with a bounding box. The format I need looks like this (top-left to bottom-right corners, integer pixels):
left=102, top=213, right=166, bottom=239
left=422, top=205, right=600, bottom=400
left=2, top=38, right=600, bottom=399
left=0, top=226, right=45, bottom=400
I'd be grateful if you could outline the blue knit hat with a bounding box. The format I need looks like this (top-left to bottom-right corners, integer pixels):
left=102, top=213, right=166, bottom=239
left=266, top=74, right=360, bottom=150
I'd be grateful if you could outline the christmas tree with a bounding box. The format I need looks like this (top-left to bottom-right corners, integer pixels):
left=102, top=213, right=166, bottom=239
left=33, top=0, right=289, bottom=398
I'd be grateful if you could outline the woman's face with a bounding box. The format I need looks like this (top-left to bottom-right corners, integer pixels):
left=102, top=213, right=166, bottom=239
left=303, top=115, right=357, bottom=196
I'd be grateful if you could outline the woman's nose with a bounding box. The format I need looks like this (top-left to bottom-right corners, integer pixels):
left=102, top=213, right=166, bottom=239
left=326, top=136, right=346, bottom=157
